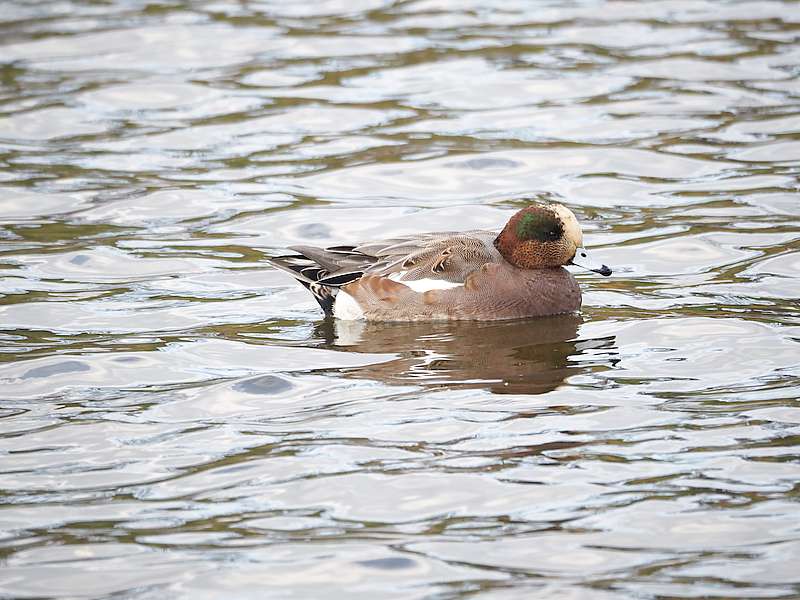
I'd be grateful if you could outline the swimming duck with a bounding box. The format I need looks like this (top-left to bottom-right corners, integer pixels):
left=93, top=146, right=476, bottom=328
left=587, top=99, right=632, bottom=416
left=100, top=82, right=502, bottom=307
left=268, top=203, right=611, bottom=321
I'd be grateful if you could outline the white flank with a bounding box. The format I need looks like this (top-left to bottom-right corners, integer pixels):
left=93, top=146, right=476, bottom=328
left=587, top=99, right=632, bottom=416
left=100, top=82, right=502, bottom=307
left=333, top=291, right=365, bottom=320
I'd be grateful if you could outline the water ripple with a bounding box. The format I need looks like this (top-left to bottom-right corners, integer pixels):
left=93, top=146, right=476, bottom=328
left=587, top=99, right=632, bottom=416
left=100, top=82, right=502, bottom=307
left=1, top=1, right=799, bottom=598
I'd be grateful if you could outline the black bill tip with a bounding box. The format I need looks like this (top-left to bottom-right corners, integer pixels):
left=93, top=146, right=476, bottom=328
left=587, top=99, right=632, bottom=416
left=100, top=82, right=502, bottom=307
left=592, top=265, right=612, bottom=277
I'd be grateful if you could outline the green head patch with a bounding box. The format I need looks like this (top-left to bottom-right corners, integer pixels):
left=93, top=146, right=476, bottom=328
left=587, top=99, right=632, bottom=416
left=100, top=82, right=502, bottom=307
left=515, top=210, right=564, bottom=242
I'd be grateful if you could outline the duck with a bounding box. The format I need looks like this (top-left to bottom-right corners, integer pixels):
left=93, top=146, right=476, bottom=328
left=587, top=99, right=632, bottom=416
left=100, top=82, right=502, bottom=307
left=268, top=203, right=611, bottom=321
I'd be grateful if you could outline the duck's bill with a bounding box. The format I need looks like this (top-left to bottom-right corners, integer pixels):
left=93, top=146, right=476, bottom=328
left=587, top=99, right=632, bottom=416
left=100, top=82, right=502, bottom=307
left=570, top=247, right=612, bottom=276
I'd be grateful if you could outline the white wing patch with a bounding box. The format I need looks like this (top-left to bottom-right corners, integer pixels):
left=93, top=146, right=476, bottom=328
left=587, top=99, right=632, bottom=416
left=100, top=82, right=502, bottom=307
left=402, top=278, right=463, bottom=292
left=387, top=272, right=463, bottom=292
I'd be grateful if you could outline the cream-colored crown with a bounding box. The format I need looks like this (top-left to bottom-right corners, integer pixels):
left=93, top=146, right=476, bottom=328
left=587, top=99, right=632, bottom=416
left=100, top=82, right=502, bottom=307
left=550, top=204, right=583, bottom=249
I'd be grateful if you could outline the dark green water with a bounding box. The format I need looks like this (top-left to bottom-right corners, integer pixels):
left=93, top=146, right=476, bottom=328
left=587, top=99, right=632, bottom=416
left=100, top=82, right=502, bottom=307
left=1, top=1, right=799, bottom=598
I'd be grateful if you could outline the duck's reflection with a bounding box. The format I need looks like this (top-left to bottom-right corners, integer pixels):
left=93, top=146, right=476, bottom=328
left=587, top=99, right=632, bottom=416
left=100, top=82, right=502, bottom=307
left=314, top=315, right=616, bottom=395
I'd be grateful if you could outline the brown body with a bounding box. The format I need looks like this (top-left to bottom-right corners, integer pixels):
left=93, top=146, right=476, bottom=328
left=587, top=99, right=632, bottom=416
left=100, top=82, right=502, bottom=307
left=344, top=264, right=580, bottom=321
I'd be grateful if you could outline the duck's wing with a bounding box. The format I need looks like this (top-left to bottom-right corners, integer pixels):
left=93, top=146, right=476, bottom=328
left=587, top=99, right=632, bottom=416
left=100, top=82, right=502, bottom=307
left=356, top=230, right=502, bottom=283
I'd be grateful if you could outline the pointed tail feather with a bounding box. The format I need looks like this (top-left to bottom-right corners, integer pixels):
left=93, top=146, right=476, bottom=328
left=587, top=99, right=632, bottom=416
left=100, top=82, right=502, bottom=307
left=267, top=251, right=368, bottom=318
left=268, top=254, right=320, bottom=285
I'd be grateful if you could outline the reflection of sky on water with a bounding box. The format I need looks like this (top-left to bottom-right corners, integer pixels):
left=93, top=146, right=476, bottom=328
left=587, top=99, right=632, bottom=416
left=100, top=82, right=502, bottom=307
left=1, top=0, right=799, bottom=597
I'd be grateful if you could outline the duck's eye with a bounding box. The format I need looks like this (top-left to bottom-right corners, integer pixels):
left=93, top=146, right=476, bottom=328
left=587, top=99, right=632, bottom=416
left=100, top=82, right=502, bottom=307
left=548, top=230, right=559, bottom=239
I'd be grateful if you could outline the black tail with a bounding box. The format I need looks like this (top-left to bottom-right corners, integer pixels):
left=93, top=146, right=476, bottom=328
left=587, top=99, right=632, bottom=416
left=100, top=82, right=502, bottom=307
left=267, top=250, right=366, bottom=318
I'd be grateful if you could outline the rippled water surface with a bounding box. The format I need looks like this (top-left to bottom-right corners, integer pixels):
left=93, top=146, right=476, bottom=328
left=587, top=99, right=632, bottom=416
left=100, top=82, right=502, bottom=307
left=1, top=1, right=800, bottom=598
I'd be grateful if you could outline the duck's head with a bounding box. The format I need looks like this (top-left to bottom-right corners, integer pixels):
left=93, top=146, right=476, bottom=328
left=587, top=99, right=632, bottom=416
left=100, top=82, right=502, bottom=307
left=494, top=203, right=611, bottom=275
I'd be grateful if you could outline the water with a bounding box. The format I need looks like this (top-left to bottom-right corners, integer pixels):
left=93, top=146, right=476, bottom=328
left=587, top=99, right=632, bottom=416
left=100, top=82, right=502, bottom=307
left=1, top=1, right=799, bottom=597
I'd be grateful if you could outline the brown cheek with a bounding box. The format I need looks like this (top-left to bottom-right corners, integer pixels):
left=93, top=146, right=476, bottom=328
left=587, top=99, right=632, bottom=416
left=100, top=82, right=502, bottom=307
left=512, top=241, right=547, bottom=268
left=548, top=241, right=574, bottom=266
left=513, top=241, right=571, bottom=268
